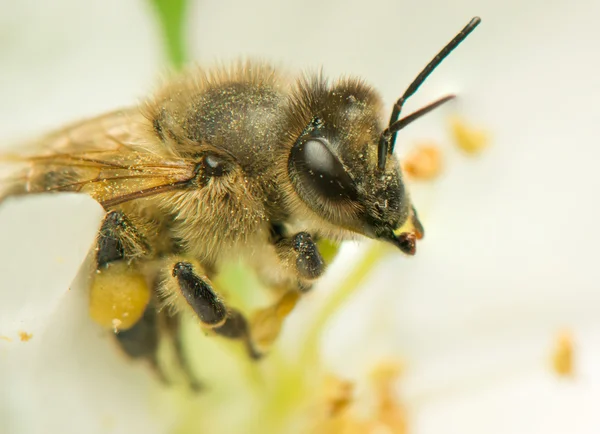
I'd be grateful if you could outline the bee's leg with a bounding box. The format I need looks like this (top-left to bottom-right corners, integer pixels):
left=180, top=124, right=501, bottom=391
left=96, top=210, right=149, bottom=268
left=241, top=226, right=328, bottom=353
left=89, top=210, right=151, bottom=332
left=271, top=225, right=326, bottom=286
left=93, top=213, right=201, bottom=388
left=113, top=299, right=166, bottom=382
left=96, top=210, right=127, bottom=268
left=112, top=298, right=203, bottom=390
left=169, top=261, right=262, bottom=359
left=90, top=211, right=168, bottom=382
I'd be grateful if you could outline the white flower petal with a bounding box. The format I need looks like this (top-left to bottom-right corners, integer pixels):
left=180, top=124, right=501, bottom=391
left=0, top=190, right=172, bottom=434
left=0, top=194, right=103, bottom=335
left=0, top=1, right=170, bottom=433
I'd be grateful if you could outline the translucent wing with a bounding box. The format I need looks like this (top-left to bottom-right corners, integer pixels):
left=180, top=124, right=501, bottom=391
left=0, top=109, right=197, bottom=208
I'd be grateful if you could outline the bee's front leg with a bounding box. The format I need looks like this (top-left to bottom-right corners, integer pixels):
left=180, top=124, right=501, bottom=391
left=271, top=225, right=326, bottom=287
left=240, top=227, right=326, bottom=353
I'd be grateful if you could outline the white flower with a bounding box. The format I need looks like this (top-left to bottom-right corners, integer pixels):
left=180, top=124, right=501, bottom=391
left=2, top=1, right=600, bottom=433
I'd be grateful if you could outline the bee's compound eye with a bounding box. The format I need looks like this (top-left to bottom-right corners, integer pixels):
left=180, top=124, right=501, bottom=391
left=203, top=153, right=227, bottom=177
left=289, top=137, right=358, bottom=202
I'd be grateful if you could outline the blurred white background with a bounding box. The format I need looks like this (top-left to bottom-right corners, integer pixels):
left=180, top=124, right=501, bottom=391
left=1, top=0, right=600, bottom=433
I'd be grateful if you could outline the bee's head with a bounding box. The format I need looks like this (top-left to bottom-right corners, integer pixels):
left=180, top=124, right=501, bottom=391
left=286, top=77, right=424, bottom=254
left=285, top=17, right=480, bottom=254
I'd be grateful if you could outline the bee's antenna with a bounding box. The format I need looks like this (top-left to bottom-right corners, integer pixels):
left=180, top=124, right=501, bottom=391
left=377, top=16, right=481, bottom=170
left=388, top=94, right=455, bottom=133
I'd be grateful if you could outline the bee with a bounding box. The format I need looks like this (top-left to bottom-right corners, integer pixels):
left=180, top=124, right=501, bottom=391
left=1, top=17, right=480, bottom=384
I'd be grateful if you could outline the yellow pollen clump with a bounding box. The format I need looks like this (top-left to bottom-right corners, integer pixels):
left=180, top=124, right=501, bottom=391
left=89, top=262, right=150, bottom=332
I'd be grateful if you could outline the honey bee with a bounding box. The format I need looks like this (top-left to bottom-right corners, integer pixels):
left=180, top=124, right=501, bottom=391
left=0, top=17, right=480, bottom=384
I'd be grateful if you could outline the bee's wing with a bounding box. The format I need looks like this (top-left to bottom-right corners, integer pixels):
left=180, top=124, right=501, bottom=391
left=1, top=109, right=196, bottom=208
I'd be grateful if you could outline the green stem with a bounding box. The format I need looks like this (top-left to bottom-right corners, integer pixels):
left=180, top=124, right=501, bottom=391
left=148, top=0, right=188, bottom=69
left=301, top=242, right=390, bottom=365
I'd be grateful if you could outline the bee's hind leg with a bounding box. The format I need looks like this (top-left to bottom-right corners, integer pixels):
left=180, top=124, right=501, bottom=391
left=169, top=261, right=263, bottom=360
left=113, top=300, right=164, bottom=381
left=90, top=210, right=152, bottom=332
left=112, top=298, right=204, bottom=391
left=90, top=211, right=174, bottom=385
